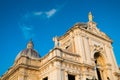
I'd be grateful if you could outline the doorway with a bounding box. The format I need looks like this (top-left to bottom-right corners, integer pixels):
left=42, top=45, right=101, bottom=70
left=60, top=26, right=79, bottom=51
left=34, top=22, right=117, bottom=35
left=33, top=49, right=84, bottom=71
left=94, top=52, right=105, bottom=80
left=68, top=74, right=75, bottom=80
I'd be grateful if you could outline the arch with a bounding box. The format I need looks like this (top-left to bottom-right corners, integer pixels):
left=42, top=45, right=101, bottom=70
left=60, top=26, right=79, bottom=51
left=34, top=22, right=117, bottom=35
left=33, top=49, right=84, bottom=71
left=93, top=51, right=107, bottom=80
left=92, top=50, right=107, bottom=64
left=94, top=52, right=106, bottom=66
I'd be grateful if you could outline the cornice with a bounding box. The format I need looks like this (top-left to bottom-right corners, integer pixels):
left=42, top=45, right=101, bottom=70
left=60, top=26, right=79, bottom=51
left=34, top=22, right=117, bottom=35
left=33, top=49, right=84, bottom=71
left=39, top=48, right=80, bottom=69
left=60, top=48, right=80, bottom=57
left=1, top=63, right=39, bottom=80
left=58, top=24, right=79, bottom=40
left=80, top=27, right=112, bottom=43
left=15, top=55, right=40, bottom=63
left=39, top=56, right=62, bottom=70
left=39, top=47, right=80, bottom=61
left=58, top=23, right=112, bottom=43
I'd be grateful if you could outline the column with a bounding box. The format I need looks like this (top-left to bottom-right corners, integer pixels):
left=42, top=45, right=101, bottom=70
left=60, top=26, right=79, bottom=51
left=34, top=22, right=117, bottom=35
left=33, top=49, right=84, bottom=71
left=75, top=75, right=79, bottom=80
left=64, top=71, right=68, bottom=80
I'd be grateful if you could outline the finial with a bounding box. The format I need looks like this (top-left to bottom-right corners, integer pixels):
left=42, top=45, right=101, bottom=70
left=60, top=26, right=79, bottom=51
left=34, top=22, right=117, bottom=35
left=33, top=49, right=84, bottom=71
left=88, top=12, right=93, bottom=22
left=27, top=39, right=34, bottom=49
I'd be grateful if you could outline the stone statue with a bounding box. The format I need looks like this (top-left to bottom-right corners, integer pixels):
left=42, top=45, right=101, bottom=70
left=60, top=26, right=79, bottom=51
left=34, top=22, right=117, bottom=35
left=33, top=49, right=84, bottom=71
left=53, top=36, right=59, bottom=48
left=88, top=12, right=93, bottom=22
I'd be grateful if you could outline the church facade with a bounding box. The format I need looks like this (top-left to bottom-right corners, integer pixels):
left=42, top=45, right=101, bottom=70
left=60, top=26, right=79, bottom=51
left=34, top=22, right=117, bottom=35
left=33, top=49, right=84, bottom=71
left=1, top=12, right=120, bottom=80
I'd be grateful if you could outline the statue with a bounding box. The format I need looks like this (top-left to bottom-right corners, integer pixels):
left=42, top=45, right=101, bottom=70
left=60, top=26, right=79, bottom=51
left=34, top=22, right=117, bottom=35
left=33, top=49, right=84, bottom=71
left=88, top=12, right=93, bottom=22
left=53, top=36, right=59, bottom=48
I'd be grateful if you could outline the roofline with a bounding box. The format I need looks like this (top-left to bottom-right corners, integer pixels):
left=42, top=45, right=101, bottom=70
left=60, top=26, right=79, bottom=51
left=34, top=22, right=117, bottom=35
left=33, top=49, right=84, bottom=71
left=1, top=63, right=39, bottom=80
left=58, top=22, right=112, bottom=43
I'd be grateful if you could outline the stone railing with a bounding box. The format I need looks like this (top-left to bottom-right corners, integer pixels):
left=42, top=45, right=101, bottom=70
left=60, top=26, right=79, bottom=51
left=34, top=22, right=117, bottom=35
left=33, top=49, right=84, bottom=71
left=40, top=48, right=81, bottom=66
left=62, top=50, right=80, bottom=63
left=40, top=48, right=57, bottom=66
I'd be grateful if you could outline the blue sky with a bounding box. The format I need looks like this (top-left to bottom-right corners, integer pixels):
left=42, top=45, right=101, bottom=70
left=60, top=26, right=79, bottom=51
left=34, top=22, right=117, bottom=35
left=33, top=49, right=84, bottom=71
left=0, top=0, right=120, bottom=76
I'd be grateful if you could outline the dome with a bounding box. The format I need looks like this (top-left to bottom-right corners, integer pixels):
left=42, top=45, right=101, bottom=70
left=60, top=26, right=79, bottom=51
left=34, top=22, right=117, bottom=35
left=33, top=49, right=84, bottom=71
left=15, top=40, right=40, bottom=60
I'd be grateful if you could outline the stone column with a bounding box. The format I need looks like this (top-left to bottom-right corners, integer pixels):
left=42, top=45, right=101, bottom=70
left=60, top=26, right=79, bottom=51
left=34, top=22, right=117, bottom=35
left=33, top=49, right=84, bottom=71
left=56, top=68, right=64, bottom=80
left=82, top=74, right=86, bottom=80
left=61, top=69, right=64, bottom=80
left=57, top=68, right=62, bottom=80
left=64, top=71, right=68, bottom=80
left=75, top=75, right=79, bottom=80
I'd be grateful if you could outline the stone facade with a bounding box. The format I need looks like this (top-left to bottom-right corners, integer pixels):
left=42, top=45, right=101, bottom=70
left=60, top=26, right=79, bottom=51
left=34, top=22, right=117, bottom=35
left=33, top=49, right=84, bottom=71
left=1, top=12, right=120, bottom=80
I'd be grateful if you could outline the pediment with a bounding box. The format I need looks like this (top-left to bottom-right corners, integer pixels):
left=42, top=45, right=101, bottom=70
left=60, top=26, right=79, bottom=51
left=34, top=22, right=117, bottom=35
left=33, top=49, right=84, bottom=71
left=87, top=21, right=111, bottom=41
left=75, top=21, right=112, bottom=42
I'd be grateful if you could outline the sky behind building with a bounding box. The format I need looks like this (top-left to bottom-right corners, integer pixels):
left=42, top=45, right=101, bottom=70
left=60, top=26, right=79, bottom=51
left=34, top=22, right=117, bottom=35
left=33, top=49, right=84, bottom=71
left=0, top=0, right=120, bottom=76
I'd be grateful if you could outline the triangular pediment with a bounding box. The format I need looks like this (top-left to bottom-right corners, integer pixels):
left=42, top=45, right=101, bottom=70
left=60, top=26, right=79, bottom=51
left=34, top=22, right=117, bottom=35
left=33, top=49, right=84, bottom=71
left=75, top=22, right=112, bottom=42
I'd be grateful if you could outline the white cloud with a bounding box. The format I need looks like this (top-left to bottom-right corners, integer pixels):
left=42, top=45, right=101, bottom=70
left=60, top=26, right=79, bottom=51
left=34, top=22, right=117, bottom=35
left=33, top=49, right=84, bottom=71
left=33, top=12, right=43, bottom=16
left=32, top=8, right=57, bottom=18
left=19, top=8, right=58, bottom=40
left=45, top=9, right=57, bottom=18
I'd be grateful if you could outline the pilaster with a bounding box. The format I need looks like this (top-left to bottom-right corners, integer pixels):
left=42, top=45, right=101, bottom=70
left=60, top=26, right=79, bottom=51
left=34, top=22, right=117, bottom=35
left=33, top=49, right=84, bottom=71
left=64, top=71, right=68, bottom=80
left=82, top=36, right=91, bottom=64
